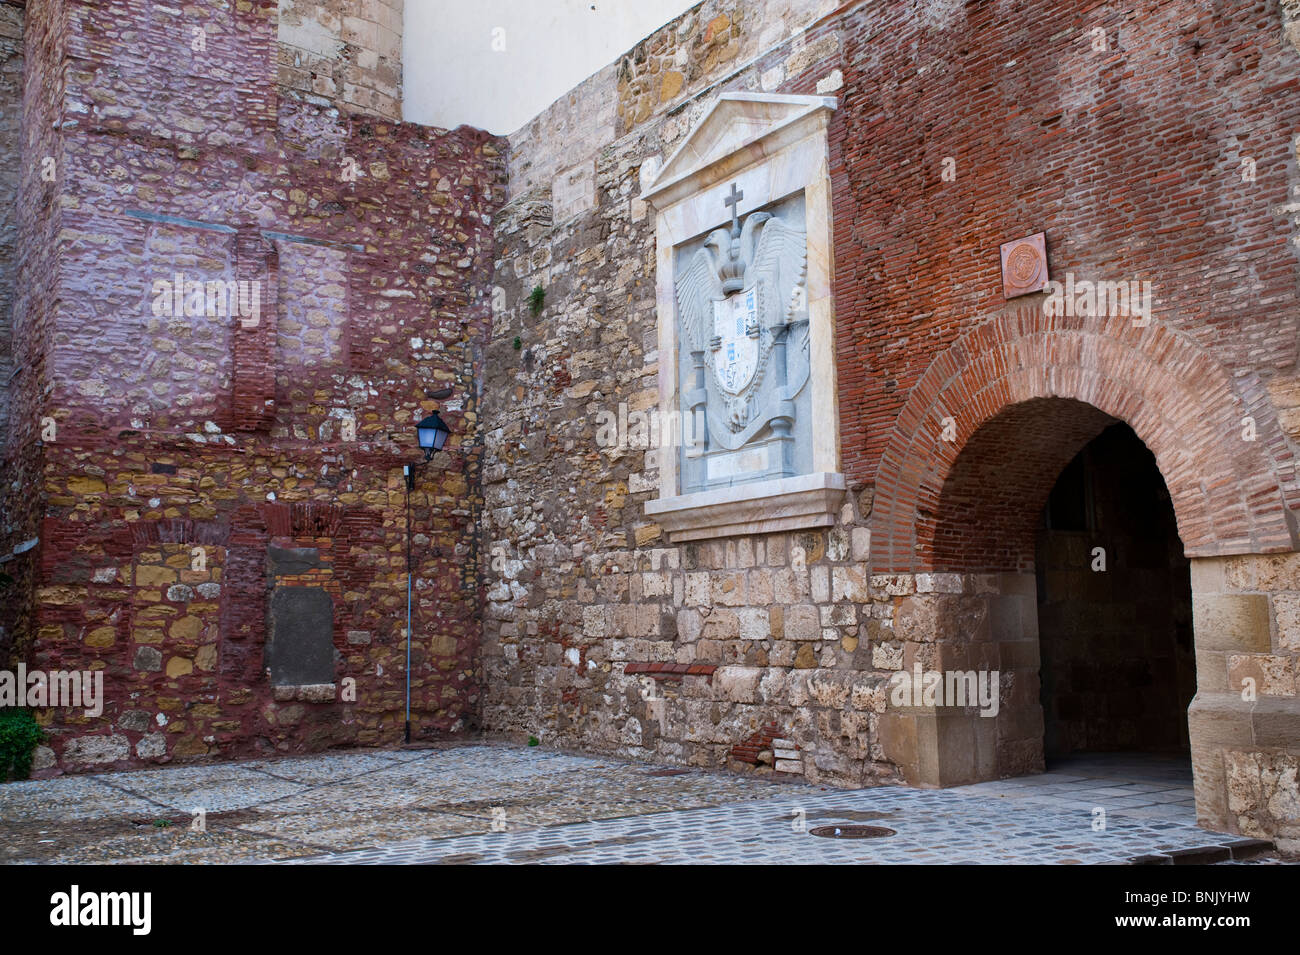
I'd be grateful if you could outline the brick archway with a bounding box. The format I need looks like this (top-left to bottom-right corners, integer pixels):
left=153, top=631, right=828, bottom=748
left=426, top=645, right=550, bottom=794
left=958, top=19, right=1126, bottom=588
left=870, top=306, right=1297, bottom=573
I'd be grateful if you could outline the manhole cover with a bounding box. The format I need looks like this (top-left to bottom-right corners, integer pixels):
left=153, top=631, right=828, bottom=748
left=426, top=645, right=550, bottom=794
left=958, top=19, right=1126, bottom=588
left=809, top=824, right=896, bottom=839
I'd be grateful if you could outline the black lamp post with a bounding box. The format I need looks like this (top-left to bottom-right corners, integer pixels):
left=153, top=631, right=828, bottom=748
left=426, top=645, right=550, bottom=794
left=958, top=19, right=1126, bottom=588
left=405, top=396, right=453, bottom=744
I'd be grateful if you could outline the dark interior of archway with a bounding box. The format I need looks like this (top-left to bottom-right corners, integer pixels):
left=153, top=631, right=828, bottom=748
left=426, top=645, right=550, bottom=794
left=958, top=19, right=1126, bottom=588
left=931, top=397, right=1118, bottom=572
left=1036, top=423, right=1194, bottom=756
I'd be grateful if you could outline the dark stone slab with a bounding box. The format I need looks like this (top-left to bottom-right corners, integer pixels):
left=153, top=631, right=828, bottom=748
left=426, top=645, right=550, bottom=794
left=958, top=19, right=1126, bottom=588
left=266, top=586, right=335, bottom=686
left=268, top=546, right=322, bottom=577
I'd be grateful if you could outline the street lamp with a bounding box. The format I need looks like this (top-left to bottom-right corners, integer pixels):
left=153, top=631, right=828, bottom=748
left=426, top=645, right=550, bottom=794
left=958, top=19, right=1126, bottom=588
left=416, top=411, right=450, bottom=461
left=405, top=392, right=453, bottom=744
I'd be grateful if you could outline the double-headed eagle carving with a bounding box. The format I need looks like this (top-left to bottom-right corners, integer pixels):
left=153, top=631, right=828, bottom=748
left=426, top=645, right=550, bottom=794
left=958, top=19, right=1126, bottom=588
left=675, top=206, right=808, bottom=438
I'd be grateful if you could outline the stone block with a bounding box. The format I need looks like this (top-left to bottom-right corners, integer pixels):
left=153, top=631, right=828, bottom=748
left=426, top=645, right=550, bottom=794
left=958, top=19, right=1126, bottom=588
left=1274, top=593, right=1300, bottom=651
left=714, top=666, right=761, bottom=703
left=832, top=565, right=868, bottom=602
left=133, top=565, right=177, bottom=587
left=810, top=566, right=829, bottom=603
left=267, top=587, right=335, bottom=686
left=1252, top=553, right=1300, bottom=591
left=63, top=734, right=129, bottom=766
left=268, top=546, right=322, bottom=576
left=872, top=642, right=903, bottom=670
left=136, top=734, right=167, bottom=759
left=1251, top=696, right=1300, bottom=748
left=1193, top=594, right=1271, bottom=652
left=1228, top=654, right=1296, bottom=697
left=736, top=607, right=769, bottom=641
left=1188, top=694, right=1256, bottom=749
left=1195, top=648, right=1230, bottom=693
left=784, top=604, right=820, bottom=641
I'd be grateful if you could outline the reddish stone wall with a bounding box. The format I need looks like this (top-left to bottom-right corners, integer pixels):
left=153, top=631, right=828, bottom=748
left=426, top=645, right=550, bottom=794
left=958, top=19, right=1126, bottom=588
left=0, top=3, right=23, bottom=451
left=6, top=0, right=505, bottom=772
left=1, top=0, right=57, bottom=669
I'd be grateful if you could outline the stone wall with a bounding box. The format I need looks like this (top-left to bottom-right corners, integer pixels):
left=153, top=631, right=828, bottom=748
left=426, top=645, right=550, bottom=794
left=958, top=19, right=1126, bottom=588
left=5, top=0, right=506, bottom=774
left=479, top=0, right=1300, bottom=845
left=0, top=0, right=25, bottom=661
left=482, top=0, right=895, bottom=785
left=0, top=0, right=57, bottom=674
left=508, top=0, right=839, bottom=197
left=278, top=0, right=403, bottom=121
left=0, top=2, right=22, bottom=452
left=1189, top=553, right=1300, bottom=853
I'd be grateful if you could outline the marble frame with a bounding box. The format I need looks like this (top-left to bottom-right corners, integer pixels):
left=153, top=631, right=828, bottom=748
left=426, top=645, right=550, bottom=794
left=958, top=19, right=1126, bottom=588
left=643, top=92, right=844, bottom=542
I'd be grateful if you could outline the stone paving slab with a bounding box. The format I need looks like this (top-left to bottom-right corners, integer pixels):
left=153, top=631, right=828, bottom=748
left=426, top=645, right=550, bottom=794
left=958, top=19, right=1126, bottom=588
left=0, top=743, right=794, bottom=864
left=239, top=751, right=411, bottom=785
left=0, top=775, right=165, bottom=823
left=101, top=766, right=310, bottom=814
left=282, top=788, right=1231, bottom=865
left=0, top=744, right=1290, bottom=865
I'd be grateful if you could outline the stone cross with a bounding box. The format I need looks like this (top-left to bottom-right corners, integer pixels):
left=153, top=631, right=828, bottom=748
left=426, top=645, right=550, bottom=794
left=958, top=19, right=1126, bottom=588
left=724, top=182, right=743, bottom=237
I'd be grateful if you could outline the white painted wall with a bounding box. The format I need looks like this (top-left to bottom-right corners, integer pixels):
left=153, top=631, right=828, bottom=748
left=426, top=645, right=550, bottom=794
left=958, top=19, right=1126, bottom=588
left=402, top=0, right=698, bottom=135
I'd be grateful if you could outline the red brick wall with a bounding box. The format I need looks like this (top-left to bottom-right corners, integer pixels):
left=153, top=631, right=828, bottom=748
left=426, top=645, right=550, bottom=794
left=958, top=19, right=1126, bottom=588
left=6, top=0, right=506, bottom=772
left=826, top=0, right=1300, bottom=571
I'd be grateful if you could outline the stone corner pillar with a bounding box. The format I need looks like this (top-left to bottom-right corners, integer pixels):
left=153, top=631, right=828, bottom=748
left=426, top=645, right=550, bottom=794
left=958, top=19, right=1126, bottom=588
left=1188, top=554, right=1300, bottom=854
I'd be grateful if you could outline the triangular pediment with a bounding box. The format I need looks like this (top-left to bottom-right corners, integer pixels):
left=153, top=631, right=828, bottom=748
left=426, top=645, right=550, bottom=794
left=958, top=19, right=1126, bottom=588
left=643, top=93, right=836, bottom=208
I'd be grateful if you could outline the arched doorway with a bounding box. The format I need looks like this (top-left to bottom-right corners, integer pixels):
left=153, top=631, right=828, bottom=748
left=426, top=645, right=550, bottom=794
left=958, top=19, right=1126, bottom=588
left=867, top=308, right=1298, bottom=839
left=878, top=398, right=1198, bottom=789
left=1036, top=421, right=1195, bottom=764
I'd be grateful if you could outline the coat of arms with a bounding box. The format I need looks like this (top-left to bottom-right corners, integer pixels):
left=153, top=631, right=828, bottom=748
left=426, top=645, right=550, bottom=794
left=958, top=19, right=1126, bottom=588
left=675, top=184, right=808, bottom=437
left=713, top=287, right=759, bottom=394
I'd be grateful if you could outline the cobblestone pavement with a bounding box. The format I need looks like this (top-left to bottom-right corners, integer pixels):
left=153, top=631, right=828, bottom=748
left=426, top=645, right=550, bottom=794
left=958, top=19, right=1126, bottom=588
left=0, top=744, right=1287, bottom=864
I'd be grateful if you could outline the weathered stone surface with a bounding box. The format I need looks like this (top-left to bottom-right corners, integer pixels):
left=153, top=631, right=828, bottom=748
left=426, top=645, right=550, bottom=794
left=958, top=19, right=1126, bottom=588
left=63, top=735, right=130, bottom=766
left=0, top=0, right=506, bottom=776
left=1193, top=594, right=1273, bottom=652
left=133, top=647, right=163, bottom=672
left=135, top=734, right=167, bottom=760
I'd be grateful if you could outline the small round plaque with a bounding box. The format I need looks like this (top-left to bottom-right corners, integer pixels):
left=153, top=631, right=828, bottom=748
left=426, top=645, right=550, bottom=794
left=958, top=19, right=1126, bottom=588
left=999, top=232, right=1049, bottom=299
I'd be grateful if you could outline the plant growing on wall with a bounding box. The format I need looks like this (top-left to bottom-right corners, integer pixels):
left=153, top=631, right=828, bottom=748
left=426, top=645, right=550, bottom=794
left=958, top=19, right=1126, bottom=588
left=0, top=708, right=44, bottom=782
left=528, top=285, right=545, bottom=316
